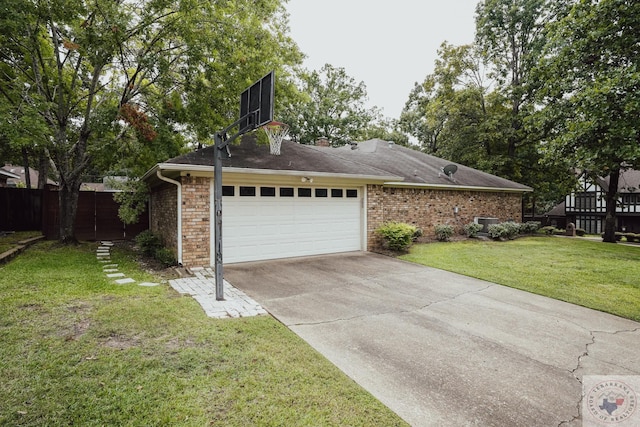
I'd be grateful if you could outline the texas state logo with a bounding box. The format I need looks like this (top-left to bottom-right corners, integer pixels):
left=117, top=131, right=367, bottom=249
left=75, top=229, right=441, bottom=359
left=583, top=376, right=638, bottom=426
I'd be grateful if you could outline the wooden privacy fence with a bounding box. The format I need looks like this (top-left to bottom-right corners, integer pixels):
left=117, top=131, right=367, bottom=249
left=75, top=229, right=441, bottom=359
left=1, top=187, right=148, bottom=241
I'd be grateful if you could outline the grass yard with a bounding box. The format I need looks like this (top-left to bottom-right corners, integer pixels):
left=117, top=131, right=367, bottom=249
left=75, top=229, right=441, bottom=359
left=400, top=236, right=640, bottom=322
left=0, top=241, right=407, bottom=426
left=0, top=231, right=42, bottom=254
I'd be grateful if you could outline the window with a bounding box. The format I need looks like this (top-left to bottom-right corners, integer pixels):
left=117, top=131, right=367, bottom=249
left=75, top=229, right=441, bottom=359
left=315, top=188, right=328, bottom=198
left=280, top=187, right=294, bottom=197
left=239, top=186, right=256, bottom=196
left=222, top=186, right=235, bottom=196
left=331, top=189, right=343, bottom=198
left=260, top=187, right=276, bottom=197
left=346, top=189, right=358, bottom=198
left=575, top=192, right=596, bottom=210
left=298, top=188, right=312, bottom=197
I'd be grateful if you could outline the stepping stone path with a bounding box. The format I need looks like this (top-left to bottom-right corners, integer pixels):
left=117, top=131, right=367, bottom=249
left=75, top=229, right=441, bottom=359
left=97, top=242, right=159, bottom=287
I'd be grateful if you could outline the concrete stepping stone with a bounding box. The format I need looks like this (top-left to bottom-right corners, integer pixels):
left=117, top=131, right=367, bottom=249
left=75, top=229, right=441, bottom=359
left=107, top=273, right=125, bottom=278
left=102, top=264, right=118, bottom=268
left=115, top=278, right=135, bottom=284
left=138, top=282, right=160, bottom=287
left=103, top=268, right=119, bottom=273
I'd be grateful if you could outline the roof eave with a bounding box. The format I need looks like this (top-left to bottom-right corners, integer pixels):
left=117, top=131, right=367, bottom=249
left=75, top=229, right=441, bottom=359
left=383, top=181, right=533, bottom=193
left=142, top=163, right=402, bottom=184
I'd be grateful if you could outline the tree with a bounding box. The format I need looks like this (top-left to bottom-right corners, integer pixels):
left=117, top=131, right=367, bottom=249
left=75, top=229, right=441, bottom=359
left=282, top=64, right=379, bottom=146
left=536, top=0, right=640, bottom=242
left=0, top=0, right=302, bottom=242
left=400, top=2, right=575, bottom=214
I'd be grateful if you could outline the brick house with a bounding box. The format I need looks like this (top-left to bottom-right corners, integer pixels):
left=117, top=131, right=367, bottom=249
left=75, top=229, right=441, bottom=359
left=142, top=137, right=531, bottom=267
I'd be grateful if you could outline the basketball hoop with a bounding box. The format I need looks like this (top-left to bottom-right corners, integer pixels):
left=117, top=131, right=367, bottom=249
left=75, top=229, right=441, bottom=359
left=262, top=121, right=289, bottom=155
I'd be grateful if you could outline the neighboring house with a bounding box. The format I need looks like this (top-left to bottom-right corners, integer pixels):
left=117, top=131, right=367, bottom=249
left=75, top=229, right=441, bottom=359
left=563, top=169, right=640, bottom=234
left=2, top=164, right=57, bottom=188
left=142, top=137, right=532, bottom=267
left=0, top=168, right=20, bottom=188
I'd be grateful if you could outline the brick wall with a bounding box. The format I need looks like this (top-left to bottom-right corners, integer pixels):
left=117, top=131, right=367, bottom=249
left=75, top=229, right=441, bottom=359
left=150, top=183, right=178, bottom=253
left=367, top=185, right=523, bottom=250
left=180, top=176, right=211, bottom=267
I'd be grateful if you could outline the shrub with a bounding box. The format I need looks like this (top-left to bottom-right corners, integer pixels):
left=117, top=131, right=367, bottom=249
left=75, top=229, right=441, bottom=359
left=135, top=230, right=161, bottom=256
left=412, top=227, right=424, bottom=241
left=434, top=224, right=454, bottom=242
left=463, top=222, right=484, bottom=238
left=502, top=221, right=520, bottom=240
left=521, top=221, right=541, bottom=234
left=376, top=222, right=418, bottom=251
left=540, top=226, right=560, bottom=235
left=487, top=223, right=506, bottom=239
left=575, top=228, right=586, bottom=237
left=154, top=247, right=177, bottom=267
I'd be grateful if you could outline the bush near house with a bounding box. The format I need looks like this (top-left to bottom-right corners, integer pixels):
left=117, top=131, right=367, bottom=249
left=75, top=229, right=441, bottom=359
left=135, top=230, right=176, bottom=267
left=376, top=222, right=418, bottom=252
left=434, top=224, right=454, bottom=242
left=463, top=222, right=484, bottom=238
left=487, top=221, right=541, bottom=240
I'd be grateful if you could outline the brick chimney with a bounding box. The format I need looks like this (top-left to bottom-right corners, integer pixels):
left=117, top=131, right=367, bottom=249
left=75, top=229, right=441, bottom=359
left=315, top=137, right=330, bottom=147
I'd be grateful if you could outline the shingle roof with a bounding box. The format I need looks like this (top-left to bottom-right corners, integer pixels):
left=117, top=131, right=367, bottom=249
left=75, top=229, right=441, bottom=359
left=163, top=135, right=398, bottom=179
left=598, top=169, right=640, bottom=193
left=154, top=136, right=531, bottom=192
left=312, top=139, right=531, bottom=191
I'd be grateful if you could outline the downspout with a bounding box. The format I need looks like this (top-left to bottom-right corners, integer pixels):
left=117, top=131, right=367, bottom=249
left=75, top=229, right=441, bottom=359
left=156, top=169, right=183, bottom=266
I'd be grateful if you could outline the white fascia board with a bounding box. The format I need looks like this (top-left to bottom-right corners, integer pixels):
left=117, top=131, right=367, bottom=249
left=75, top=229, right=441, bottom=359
left=153, top=163, right=400, bottom=183
left=383, top=181, right=533, bottom=193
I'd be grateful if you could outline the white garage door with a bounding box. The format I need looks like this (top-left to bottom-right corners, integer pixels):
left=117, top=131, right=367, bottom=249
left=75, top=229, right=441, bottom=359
left=221, top=185, right=363, bottom=263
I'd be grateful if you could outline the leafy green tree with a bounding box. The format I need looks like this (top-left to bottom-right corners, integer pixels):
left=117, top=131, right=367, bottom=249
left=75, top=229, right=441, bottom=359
left=282, top=64, right=379, bottom=146
left=0, top=0, right=302, bottom=241
left=536, top=0, right=640, bottom=242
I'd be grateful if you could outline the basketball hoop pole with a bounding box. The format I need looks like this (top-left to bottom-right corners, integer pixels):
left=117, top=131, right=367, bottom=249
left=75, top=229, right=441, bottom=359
left=212, top=112, right=257, bottom=301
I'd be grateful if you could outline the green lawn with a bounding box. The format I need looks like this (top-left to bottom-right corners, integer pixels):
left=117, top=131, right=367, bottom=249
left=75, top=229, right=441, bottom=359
left=0, top=231, right=42, bottom=254
left=400, top=236, right=640, bottom=322
left=0, top=241, right=407, bottom=426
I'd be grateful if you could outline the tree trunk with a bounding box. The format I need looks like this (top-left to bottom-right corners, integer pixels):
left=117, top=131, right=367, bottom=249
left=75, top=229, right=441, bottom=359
left=602, top=169, right=620, bottom=243
left=37, top=151, right=49, bottom=189
left=21, top=147, right=31, bottom=189
left=58, top=177, right=81, bottom=244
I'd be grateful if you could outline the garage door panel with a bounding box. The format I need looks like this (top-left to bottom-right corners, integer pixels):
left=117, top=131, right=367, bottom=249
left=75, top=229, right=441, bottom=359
left=222, top=187, right=362, bottom=263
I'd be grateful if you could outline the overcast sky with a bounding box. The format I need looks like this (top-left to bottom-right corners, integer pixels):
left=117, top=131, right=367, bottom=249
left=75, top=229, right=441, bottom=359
left=285, top=0, right=480, bottom=119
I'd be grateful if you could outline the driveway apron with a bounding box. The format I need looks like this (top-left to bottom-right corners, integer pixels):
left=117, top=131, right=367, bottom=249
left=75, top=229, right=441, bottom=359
left=224, top=252, right=640, bottom=427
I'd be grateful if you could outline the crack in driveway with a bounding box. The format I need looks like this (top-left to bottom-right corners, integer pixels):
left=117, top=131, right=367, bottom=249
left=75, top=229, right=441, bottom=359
left=559, top=327, right=640, bottom=426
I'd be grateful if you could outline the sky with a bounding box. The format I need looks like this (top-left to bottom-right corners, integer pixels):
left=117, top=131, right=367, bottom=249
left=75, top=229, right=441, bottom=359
left=285, top=0, right=480, bottom=120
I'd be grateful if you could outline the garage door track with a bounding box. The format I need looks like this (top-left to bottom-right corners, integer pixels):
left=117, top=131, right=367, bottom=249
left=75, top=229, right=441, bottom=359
left=224, top=252, right=640, bottom=426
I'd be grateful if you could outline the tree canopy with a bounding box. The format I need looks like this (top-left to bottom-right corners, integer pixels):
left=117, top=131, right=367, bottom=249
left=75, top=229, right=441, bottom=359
left=282, top=64, right=379, bottom=146
left=535, top=0, right=640, bottom=241
left=0, top=0, right=302, bottom=241
left=400, top=1, right=575, bottom=214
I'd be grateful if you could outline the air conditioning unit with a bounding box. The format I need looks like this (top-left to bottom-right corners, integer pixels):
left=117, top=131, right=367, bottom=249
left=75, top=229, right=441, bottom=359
left=475, top=217, right=499, bottom=233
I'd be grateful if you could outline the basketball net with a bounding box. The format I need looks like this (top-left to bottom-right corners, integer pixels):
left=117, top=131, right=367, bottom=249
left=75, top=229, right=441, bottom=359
left=262, top=121, right=289, bottom=155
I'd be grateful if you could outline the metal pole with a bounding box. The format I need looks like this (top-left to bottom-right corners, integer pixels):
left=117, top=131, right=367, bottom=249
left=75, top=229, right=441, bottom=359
left=213, top=131, right=224, bottom=301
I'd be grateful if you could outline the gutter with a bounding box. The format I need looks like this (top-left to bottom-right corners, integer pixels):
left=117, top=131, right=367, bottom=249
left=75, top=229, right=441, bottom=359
left=382, top=181, right=533, bottom=193
left=156, top=170, right=183, bottom=266
left=152, top=162, right=401, bottom=183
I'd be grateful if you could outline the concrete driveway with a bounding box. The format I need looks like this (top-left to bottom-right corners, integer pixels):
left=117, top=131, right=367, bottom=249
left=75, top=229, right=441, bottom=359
left=224, top=252, right=640, bottom=426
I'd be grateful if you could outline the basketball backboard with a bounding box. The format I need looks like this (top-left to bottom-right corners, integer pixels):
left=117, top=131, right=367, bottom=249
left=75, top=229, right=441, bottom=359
left=239, top=70, right=274, bottom=133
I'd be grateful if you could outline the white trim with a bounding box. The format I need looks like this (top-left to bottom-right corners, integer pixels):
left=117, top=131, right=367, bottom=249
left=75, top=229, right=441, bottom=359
left=382, top=181, right=532, bottom=193
left=155, top=163, right=400, bottom=183
left=156, top=170, right=183, bottom=265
